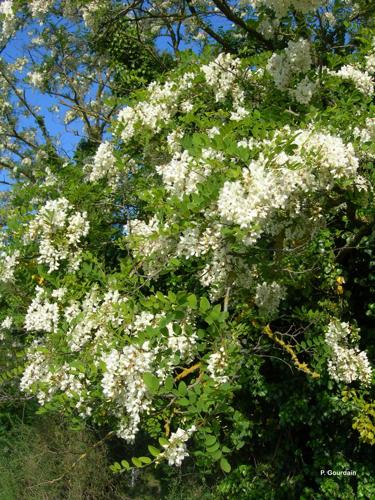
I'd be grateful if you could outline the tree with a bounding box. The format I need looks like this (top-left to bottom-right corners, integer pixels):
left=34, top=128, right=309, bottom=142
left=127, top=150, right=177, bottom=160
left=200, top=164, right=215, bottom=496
left=0, top=1, right=374, bottom=497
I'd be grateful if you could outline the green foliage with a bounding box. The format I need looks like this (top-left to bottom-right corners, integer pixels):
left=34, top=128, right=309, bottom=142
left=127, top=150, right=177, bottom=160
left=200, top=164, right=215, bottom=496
left=93, top=16, right=174, bottom=95
left=0, top=1, right=374, bottom=498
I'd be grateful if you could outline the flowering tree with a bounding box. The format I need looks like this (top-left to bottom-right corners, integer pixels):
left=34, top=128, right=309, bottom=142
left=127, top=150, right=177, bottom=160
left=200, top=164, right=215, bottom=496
left=1, top=0, right=374, bottom=496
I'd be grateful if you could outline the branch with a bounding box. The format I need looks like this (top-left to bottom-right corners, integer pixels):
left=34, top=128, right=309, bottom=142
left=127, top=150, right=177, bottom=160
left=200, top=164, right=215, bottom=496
left=263, top=325, right=320, bottom=379
left=175, top=362, right=201, bottom=381
left=0, top=65, right=52, bottom=145
left=211, top=0, right=273, bottom=49
left=186, top=0, right=237, bottom=53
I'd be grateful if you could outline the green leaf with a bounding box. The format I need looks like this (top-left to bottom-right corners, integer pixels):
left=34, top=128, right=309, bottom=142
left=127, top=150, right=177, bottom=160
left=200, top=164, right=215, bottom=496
left=159, top=437, right=169, bottom=447
left=200, top=297, right=210, bottom=313
left=139, top=456, right=152, bottom=465
left=178, top=381, right=187, bottom=396
left=187, top=294, right=197, bottom=309
left=211, top=449, right=222, bottom=460
left=143, top=372, right=159, bottom=393
left=163, top=376, right=174, bottom=392
left=111, top=461, right=122, bottom=473
left=177, top=398, right=190, bottom=406
left=120, top=459, right=130, bottom=470
left=148, top=445, right=161, bottom=457
left=131, top=457, right=143, bottom=467
left=220, top=457, right=231, bottom=473
left=205, top=435, right=217, bottom=447
left=207, top=442, right=220, bottom=453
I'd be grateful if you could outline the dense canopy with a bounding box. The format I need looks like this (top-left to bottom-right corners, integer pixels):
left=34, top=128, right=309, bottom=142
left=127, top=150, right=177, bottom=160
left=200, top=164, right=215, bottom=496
left=0, top=1, right=374, bottom=498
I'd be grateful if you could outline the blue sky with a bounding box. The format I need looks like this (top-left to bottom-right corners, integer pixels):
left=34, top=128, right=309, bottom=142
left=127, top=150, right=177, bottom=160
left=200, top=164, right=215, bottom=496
left=0, top=9, right=232, bottom=191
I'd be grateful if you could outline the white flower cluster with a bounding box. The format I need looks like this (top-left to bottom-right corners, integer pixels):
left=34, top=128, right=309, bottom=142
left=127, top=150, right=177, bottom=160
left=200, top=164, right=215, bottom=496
left=218, top=128, right=360, bottom=245
left=29, top=0, right=53, bottom=17
left=258, top=18, right=280, bottom=40
left=251, top=0, right=324, bottom=19
left=201, top=52, right=242, bottom=102
left=81, top=0, right=109, bottom=28
left=20, top=344, right=52, bottom=404
left=156, top=148, right=224, bottom=198
left=101, top=342, right=155, bottom=442
left=27, top=198, right=90, bottom=272
left=28, top=70, right=44, bottom=88
left=166, top=129, right=184, bottom=153
left=364, top=38, right=375, bottom=74
left=43, top=167, right=58, bottom=187
left=118, top=72, right=195, bottom=143
left=1, top=316, right=12, bottom=330
left=88, top=141, right=117, bottom=183
left=24, top=286, right=59, bottom=333
left=21, top=279, right=200, bottom=443
left=328, top=65, right=374, bottom=95
left=127, top=123, right=361, bottom=298
left=254, top=281, right=286, bottom=318
left=118, top=52, right=249, bottom=143
left=166, top=322, right=198, bottom=363
left=290, top=75, right=317, bottom=104
left=325, top=320, right=372, bottom=385
left=129, top=217, right=172, bottom=265
left=177, top=224, right=222, bottom=259
left=199, top=247, right=230, bottom=298
left=0, top=249, right=19, bottom=282
left=365, top=54, right=375, bottom=74
left=0, top=316, right=12, bottom=341
left=207, top=347, right=229, bottom=384
left=0, top=0, right=16, bottom=40
left=158, top=426, right=196, bottom=466
left=0, top=0, right=13, bottom=17
left=133, top=219, right=227, bottom=299
left=66, top=288, right=127, bottom=352
left=20, top=341, right=91, bottom=407
left=202, top=53, right=250, bottom=120
left=353, top=117, right=375, bottom=145
left=267, top=39, right=312, bottom=90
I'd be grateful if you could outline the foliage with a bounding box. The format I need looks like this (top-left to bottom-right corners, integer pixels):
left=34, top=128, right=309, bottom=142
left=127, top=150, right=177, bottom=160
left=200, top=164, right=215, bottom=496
left=0, top=0, right=374, bottom=497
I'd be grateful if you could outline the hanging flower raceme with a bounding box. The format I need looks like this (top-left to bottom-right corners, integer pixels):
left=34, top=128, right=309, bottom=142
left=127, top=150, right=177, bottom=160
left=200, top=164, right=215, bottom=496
left=26, top=197, right=90, bottom=273
left=325, top=320, right=372, bottom=385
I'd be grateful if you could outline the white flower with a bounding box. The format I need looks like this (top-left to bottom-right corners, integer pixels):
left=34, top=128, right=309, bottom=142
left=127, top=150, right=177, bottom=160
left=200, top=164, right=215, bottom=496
left=101, top=342, right=155, bottom=442
left=28, top=70, right=44, bottom=88
left=30, top=0, right=53, bottom=17
left=158, top=426, right=196, bottom=466
left=1, top=316, right=12, bottom=329
left=207, top=126, right=220, bottom=138
left=201, top=52, right=242, bottom=102
left=0, top=250, right=20, bottom=282
left=27, top=198, right=89, bottom=273
left=290, top=76, right=317, bottom=104
left=24, top=287, right=59, bottom=333
left=51, top=288, right=67, bottom=301
left=353, top=117, right=375, bottom=144
left=207, top=347, right=229, bottom=384
left=254, top=281, right=286, bottom=318
left=88, top=142, right=117, bottom=183
left=267, top=39, right=312, bottom=90
left=251, top=0, right=323, bottom=19
left=217, top=128, right=360, bottom=247
left=0, top=0, right=14, bottom=17
left=329, top=65, right=374, bottom=95
left=325, top=320, right=372, bottom=385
